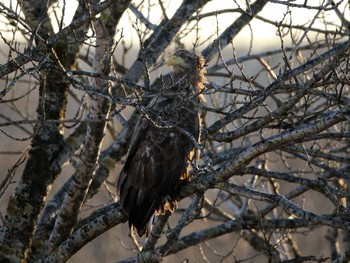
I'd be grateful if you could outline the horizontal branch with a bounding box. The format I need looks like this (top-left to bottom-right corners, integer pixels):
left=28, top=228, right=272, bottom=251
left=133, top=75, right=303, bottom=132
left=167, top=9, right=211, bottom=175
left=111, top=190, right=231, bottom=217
left=219, top=182, right=350, bottom=230
left=167, top=218, right=312, bottom=255
left=218, top=110, right=346, bottom=180
left=179, top=110, right=346, bottom=197
left=239, top=166, right=341, bottom=199
left=119, top=217, right=313, bottom=262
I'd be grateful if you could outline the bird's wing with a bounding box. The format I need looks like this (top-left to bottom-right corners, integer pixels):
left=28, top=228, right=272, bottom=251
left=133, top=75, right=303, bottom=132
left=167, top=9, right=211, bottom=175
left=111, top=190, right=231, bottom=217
left=117, top=96, right=199, bottom=235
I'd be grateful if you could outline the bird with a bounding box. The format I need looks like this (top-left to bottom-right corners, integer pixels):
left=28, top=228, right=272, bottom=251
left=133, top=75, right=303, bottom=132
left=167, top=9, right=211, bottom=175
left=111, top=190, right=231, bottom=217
left=117, top=49, right=207, bottom=237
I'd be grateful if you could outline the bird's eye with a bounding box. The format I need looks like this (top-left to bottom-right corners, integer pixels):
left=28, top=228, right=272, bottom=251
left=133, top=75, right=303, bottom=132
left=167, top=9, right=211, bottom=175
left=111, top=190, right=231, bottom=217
left=184, top=56, right=192, bottom=62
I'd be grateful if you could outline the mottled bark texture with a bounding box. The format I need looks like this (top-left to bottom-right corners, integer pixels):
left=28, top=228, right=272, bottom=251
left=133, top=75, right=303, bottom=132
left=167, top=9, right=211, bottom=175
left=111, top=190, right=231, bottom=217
left=1, top=0, right=84, bottom=261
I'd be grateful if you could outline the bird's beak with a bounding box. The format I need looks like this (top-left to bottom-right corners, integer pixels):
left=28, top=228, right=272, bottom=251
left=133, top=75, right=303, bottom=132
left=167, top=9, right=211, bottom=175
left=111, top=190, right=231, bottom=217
left=167, top=55, right=184, bottom=66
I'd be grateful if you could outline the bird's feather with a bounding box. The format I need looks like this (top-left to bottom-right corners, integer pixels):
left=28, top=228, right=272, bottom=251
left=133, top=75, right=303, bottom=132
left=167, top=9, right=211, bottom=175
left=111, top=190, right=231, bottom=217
left=117, top=50, right=206, bottom=236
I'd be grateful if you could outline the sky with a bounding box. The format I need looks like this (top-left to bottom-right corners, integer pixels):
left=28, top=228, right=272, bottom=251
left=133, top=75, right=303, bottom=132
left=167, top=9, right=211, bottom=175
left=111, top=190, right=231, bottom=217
left=48, top=0, right=350, bottom=52
left=0, top=0, right=348, bottom=52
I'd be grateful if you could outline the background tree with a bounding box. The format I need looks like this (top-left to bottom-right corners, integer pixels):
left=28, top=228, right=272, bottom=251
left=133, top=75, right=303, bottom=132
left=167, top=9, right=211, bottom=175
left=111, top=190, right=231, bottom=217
left=0, top=0, right=349, bottom=262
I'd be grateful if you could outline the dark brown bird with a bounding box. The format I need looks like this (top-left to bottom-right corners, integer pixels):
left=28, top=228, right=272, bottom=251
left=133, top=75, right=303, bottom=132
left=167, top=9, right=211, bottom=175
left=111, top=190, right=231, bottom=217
left=117, top=49, right=206, bottom=236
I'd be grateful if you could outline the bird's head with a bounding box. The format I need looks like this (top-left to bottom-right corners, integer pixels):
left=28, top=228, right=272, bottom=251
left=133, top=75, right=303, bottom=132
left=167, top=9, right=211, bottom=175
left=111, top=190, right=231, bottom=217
left=167, top=49, right=206, bottom=75
left=166, top=49, right=207, bottom=94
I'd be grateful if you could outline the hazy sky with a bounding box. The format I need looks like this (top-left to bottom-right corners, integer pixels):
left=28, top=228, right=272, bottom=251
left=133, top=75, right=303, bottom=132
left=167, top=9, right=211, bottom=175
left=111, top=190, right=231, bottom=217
left=51, top=0, right=347, bottom=53
left=1, top=0, right=348, bottom=52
